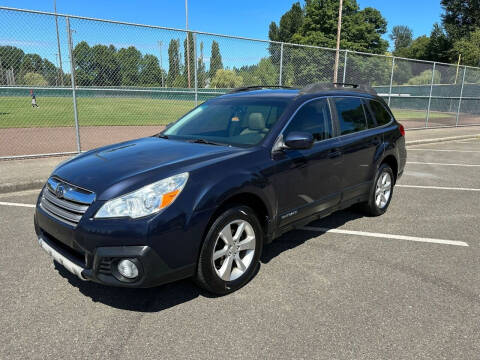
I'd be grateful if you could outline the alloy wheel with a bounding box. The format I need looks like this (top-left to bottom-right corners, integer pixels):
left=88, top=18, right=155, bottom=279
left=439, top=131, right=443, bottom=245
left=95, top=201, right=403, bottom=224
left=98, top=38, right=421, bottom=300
left=375, top=171, right=392, bottom=209
left=212, top=219, right=256, bottom=281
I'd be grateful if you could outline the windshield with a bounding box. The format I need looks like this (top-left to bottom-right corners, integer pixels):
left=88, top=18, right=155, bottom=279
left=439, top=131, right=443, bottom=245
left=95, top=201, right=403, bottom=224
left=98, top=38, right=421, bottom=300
left=162, top=98, right=289, bottom=147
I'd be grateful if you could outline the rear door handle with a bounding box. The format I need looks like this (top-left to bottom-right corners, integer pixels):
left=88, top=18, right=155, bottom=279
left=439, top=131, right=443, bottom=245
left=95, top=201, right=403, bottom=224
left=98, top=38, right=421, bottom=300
left=372, top=136, right=381, bottom=145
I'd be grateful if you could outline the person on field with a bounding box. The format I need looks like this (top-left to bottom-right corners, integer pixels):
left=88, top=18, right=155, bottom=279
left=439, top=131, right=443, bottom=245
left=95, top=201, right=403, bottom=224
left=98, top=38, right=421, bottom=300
left=31, top=90, right=39, bottom=108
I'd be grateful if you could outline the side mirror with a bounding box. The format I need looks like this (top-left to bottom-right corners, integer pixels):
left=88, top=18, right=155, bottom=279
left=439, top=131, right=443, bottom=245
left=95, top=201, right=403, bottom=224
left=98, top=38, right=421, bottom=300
left=283, top=131, right=314, bottom=150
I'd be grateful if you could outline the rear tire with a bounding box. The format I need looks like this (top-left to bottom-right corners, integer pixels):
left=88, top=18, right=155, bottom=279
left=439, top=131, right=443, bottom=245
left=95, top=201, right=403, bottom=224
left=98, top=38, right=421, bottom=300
left=195, top=205, right=263, bottom=295
left=361, top=163, right=394, bottom=216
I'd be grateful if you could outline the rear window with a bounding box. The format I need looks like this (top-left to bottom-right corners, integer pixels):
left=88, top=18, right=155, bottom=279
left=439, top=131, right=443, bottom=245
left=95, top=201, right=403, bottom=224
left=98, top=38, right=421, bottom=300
left=333, top=98, right=367, bottom=135
left=368, top=100, right=392, bottom=126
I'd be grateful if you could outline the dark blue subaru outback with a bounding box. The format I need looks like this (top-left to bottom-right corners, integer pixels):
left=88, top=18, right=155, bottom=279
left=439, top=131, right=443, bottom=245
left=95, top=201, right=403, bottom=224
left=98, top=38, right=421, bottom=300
left=35, top=83, right=406, bottom=294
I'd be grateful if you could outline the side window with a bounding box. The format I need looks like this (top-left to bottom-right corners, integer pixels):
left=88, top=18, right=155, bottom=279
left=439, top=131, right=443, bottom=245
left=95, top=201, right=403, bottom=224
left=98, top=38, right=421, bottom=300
left=284, top=99, right=332, bottom=141
left=368, top=100, right=393, bottom=126
left=363, top=100, right=376, bottom=128
left=334, top=97, right=368, bottom=135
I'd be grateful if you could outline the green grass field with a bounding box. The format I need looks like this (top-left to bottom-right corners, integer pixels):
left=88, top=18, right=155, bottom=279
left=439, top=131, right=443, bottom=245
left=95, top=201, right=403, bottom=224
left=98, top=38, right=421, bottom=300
left=0, top=96, right=454, bottom=128
left=0, top=97, right=196, bottom=128
left=391, top=109, right=454, bottom=119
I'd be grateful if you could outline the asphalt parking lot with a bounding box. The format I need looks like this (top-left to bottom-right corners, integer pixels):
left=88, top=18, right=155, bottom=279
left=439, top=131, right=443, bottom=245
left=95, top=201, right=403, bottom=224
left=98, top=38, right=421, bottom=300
left=1, top=138, right=479, bottom=359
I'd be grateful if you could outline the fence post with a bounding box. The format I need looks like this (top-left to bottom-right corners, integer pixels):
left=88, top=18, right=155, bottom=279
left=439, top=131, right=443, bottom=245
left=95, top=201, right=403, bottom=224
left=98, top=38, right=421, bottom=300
left=456, top=66, right=466, bottom=126
left=425, top=62, right=436, bottom=128
left=342, top=50, right=347, bottom=83
left=278, top=42, right=284, bottom=86
left=66, top=17, right=81, bottom=153
left=193, top=32, right=198, bottom=106
left=388, top=57, right=395, bottom=106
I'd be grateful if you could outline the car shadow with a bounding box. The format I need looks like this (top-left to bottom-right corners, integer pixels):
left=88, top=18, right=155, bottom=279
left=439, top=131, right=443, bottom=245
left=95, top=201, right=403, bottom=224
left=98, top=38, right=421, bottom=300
left=54, top=262, right=215, bottom=312
left=261, top=208, right=364, bottom=263
left=54, top=207, right=363, bottom=312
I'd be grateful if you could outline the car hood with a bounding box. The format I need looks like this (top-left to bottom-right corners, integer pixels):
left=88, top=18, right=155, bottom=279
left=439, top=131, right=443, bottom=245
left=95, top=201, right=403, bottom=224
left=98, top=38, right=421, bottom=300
left=53, top=137, right=244, bottom=199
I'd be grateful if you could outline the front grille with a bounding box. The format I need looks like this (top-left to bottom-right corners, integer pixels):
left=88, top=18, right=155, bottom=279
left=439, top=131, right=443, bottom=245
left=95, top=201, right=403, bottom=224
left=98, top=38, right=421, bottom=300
left=40, top=177, right=95, bottom=227
left=99, top=257, right=113, bottom=275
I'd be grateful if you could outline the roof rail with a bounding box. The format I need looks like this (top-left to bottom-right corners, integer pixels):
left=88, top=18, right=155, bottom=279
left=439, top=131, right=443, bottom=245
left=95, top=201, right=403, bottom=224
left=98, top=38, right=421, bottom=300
left=228, top=85, right=295, bottom=94
left=300, top=82, right=377, bottom=95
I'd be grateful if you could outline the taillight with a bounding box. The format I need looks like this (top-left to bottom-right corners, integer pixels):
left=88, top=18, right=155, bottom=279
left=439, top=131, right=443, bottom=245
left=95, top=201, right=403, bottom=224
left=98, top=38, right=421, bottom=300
left=399, top=124, right=405, bottom=137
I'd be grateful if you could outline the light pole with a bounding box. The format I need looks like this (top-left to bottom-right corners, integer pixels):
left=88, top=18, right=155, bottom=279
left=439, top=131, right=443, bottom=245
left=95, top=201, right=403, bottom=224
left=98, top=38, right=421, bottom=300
left=54, top=0, right=64, bottom=86
left=185, top=0, right=191, bottom=88
left=333, top=0, right=343, bottom=83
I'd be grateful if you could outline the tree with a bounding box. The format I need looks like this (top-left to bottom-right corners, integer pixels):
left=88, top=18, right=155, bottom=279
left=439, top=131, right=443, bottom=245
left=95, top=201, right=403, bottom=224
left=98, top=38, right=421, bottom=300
left=197, top=42, right=207, bottom=88
left=167, top=39, right=181, bottom=86
left=390, top=25, right=413, bottom=53
left=269, top=2, right=304, bottom=43
left=89, top=44, right=121, bottom=86
left=288, top=0, right=388, bottom=54
left=73, top=41, right=94, bottom=85
left=42, top=58, right=58, bottom=86
left=210, top=69, right=243, bottom=88
left=23, top=72, right=48, bottom=86
left=441, top=0, right=480, bottom=41
left=0, top=46, right=25, bottom=84
left=183, top=32, right=195, bottom=87
left=425, top=23, right=451, bottom=63
left=209, top=41, right=223, bottom=79
left=452, top=29, right=480, bottom=66
left=117, top=46, right=141, bottom=86
left=268, top=2, right=304, bottom=63
left=139, top=54, right=164, bottom=86
left=395, top=35, right=430, bottom=60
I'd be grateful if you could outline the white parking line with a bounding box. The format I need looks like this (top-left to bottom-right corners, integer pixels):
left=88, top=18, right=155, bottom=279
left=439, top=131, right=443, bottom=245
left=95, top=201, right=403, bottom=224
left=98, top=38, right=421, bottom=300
left=0, top=201, right=35, bottom=208
left=407, top=161, right=480, bottom=167
left=300, top=226, right=469, bottom=247
left=408, top=149, right=480, bottom=153
left=397, top=184, right=480, bottom=192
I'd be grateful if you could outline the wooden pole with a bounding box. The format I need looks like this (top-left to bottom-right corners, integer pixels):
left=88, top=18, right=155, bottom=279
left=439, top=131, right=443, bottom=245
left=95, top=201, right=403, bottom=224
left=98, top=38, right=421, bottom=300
left=333, top=0, right=343, bottom=83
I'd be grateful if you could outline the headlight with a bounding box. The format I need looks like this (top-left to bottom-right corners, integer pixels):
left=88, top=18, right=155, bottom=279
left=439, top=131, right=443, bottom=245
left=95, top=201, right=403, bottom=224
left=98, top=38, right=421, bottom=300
left=95, top=172, right=189, bottom=219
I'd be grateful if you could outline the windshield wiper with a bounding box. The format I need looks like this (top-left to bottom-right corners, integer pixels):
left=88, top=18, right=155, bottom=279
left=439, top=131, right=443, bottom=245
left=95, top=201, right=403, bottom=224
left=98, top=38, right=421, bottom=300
left=156, top=134, right=169, bottom=139
left=188, top=138, right=227, bottom=146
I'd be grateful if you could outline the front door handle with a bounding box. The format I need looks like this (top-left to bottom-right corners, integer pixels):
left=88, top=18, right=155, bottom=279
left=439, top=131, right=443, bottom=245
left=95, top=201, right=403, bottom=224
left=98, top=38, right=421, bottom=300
left=328, top=150, right=342, bottom=159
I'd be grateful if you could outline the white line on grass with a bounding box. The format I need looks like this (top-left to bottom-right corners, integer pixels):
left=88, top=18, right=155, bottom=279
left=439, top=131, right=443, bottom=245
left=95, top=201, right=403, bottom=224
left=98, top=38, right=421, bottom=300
left=0, top=201, right=35, bottom=208
left=397, top=184, right=480, bottom=192
left=300, top=226, right=469, bottom=247
left=407, top=161, right=480, bottom=167
left=407, top=149, right=480, bottom=153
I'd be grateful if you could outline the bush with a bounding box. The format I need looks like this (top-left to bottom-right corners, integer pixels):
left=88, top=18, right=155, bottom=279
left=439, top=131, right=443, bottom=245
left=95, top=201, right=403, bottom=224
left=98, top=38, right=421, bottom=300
left=407, top=69, right=441, bottom=85
left=210, top=69, right=243, bottom=88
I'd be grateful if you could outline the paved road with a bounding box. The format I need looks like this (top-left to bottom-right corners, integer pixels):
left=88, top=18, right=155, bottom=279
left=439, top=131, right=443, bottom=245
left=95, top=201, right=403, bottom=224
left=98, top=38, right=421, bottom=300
left=1, top=139, right=480, bottom=359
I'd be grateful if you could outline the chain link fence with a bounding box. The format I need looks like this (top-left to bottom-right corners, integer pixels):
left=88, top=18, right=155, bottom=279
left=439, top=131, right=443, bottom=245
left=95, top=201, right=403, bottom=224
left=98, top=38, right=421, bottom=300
left=1, top=6, right=480, bottom=159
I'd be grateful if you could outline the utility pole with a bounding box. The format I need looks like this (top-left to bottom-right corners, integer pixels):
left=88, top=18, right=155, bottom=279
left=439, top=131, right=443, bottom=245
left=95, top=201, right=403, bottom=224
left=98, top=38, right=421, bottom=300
left=158, top=41, right=164, bottom=87
left=185, top=0, right=191, bottom=88
left=54, top=0, right=64, bottom=86
left=333, top=0, right=343, bottom=83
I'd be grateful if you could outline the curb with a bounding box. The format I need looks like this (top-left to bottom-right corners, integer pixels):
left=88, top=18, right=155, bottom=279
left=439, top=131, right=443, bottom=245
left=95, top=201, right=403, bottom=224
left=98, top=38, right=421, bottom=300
left=406, top=134, right=480, bottom=146
left=0, top=179, right=45, bottom=194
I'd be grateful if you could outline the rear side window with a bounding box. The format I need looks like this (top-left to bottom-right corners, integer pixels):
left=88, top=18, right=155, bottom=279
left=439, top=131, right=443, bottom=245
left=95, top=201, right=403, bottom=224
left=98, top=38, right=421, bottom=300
left=284, top=99, right=332, bottom=141
left=334, top=98, right=367, bottom=135
left=368, top=100, right=392, bottom=126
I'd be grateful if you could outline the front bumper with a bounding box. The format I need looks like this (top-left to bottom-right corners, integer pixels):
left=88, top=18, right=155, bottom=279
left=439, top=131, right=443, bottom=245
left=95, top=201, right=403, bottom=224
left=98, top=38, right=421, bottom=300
left=36, top=230, right=194, bottom=288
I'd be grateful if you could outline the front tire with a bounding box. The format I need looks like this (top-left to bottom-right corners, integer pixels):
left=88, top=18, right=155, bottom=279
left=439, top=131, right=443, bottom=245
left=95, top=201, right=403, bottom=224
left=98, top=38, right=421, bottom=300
left=195, top=205, right=263, bottom=295
left=361, top=163, right=394, bottom=216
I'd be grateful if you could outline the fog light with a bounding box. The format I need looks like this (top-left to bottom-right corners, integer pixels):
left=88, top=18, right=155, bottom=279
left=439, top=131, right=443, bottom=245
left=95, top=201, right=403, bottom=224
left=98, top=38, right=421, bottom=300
left=117, top=259, right=139, bottom=279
